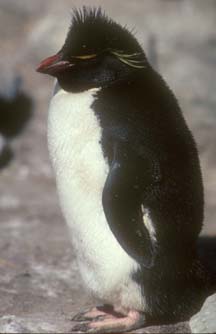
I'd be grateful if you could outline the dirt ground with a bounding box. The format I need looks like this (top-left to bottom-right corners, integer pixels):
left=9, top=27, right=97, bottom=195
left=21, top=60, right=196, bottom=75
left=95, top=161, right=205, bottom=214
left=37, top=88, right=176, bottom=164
left=0, top=1, right=216, bottom=333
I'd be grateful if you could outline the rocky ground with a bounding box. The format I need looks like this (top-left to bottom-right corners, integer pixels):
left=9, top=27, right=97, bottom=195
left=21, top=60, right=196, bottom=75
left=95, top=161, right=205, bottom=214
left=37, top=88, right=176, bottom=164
left=0, top=0, right=216, bottom=333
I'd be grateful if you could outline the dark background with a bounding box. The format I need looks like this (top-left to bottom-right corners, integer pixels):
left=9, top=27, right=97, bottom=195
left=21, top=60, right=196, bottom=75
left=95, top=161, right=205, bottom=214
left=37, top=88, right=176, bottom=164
left=0, top=0, right=215, bottom=332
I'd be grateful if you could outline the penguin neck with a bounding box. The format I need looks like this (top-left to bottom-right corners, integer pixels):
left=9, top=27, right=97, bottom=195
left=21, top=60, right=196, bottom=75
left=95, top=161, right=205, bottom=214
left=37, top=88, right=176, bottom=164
left=53, top=80, right=101, bottom=96
left=55, top=68, right=146, bottom=94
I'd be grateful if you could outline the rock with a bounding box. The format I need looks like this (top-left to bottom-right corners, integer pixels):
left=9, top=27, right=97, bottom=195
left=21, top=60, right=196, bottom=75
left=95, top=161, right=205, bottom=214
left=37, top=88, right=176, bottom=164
left=190, top=293, right=216, bottom=333
left=0, top=314, right=63, bottom=333
left=0, top=316, right=32, bottom=334
left=134, top=321, right=191, bottom=333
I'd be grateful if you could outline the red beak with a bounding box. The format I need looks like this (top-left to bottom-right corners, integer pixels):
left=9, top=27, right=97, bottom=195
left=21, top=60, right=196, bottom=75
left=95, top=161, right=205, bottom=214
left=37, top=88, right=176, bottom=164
left=36, top=53, right=74, bottom=76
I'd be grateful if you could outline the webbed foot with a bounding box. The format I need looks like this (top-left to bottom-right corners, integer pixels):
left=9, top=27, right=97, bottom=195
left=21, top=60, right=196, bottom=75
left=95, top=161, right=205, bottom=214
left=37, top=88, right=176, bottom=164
left=72, top=304, right=119, bottom=322
left=72, top=309, right=146, bottom=333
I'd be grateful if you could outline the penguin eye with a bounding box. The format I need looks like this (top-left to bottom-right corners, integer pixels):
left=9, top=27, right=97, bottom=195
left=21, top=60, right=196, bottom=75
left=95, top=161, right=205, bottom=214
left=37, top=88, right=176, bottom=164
left=72, top=54, right=97, bottom=60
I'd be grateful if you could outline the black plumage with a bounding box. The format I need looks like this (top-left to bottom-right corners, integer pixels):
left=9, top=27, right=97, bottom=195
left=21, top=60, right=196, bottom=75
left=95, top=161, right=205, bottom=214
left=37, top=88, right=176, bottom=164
left=37, top=6, right=213, bottom=328
left=0, top=78, right=32, bottom=168
left=95, top=69, right=207, bottom=321
left=0, top=92, right=32, bottom=138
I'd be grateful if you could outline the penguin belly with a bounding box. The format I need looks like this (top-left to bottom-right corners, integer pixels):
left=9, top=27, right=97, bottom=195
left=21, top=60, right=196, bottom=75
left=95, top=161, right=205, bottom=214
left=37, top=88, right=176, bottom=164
left=47, top=87, right=144, bottom=311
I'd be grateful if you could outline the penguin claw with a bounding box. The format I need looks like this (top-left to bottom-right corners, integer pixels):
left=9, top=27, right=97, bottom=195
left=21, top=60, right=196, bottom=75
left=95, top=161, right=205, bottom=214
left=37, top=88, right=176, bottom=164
left=72, top=313, right=104, bottom=323
left=71, top=322, right=107, bottom=333
left=72, top=305, right=114, bottom=322
left=71, top=322, right=109, bottom=334
left=72, top=312, right=88, bottom=322
left=71, top=322, right=89, bottom=333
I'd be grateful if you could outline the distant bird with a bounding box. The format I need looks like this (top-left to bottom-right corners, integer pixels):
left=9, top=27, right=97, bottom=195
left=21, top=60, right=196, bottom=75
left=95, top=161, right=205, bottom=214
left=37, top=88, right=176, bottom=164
left=37, top=7, right=210, bottom=333
left=0, top=76, right=32, bottom=168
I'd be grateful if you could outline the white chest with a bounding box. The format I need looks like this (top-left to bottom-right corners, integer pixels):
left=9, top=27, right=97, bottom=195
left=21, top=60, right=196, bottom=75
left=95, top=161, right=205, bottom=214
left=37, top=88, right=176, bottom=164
left=47, top=87, right=142, bottom=310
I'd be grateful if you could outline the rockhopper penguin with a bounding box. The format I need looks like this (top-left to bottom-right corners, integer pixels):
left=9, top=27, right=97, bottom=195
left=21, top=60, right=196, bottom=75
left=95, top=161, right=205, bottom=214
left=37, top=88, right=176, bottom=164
left=37, top=7, right=209, bottom=333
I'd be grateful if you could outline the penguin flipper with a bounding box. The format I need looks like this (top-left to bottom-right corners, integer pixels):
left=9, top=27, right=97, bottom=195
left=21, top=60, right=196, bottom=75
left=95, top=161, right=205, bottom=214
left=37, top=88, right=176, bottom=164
left=102, top=142, right=155, bottom=268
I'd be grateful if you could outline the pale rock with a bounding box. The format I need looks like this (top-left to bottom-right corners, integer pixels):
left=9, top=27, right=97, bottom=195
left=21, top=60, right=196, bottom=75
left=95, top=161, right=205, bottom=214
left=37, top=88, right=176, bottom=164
left=190, top=294, right=216, bottom=333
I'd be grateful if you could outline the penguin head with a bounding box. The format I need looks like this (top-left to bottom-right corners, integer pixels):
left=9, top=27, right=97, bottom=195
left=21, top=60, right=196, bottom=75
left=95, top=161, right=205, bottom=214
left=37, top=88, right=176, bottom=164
left=37, top=7, right=147, bottom=92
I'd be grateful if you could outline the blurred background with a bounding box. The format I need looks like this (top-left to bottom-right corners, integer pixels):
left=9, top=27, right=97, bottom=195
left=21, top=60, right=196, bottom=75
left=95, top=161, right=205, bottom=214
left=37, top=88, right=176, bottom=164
left=0, top=0, right=215, bottom=332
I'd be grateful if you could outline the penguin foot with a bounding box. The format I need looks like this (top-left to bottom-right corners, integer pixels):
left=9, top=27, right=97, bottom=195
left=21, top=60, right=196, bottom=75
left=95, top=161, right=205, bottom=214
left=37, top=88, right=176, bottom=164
left=72, top=304, right=121, bottom=322
left=71, top=310, right=146, bottom=333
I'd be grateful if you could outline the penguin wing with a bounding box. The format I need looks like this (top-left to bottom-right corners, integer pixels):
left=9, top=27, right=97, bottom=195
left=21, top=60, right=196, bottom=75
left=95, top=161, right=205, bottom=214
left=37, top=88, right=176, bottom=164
left=102, top=140, right=158, bottom=268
